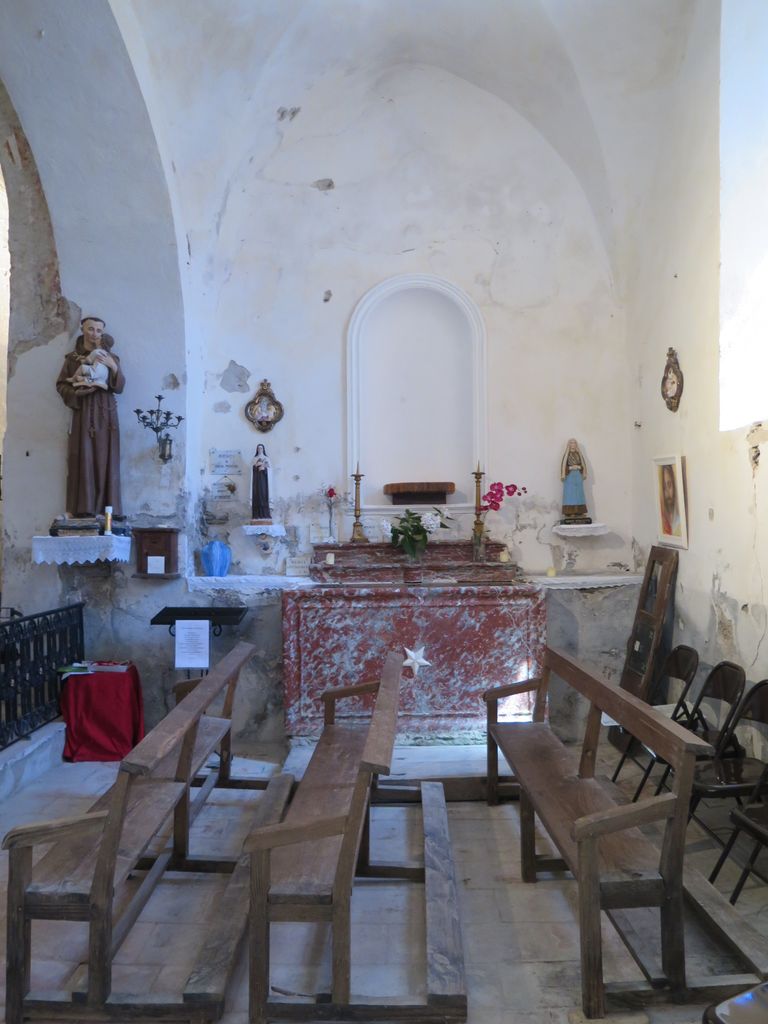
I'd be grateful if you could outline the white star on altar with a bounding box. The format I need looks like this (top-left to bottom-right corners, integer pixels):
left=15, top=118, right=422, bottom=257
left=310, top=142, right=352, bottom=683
left=403, top=646, right=431, bottom=676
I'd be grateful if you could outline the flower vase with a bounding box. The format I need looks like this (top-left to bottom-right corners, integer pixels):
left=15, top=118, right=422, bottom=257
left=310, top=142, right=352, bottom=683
left=327, top=505, right=335, bottom=543
left=201, top=539, right=232, bottom=577
left=403, top=552, right=423, bottom=584
left=472, top=530, right=487, bottom=563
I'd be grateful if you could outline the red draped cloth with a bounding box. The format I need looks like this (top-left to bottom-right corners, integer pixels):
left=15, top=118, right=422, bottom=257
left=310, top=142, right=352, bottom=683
left=60, top=664, right=145, bottom=762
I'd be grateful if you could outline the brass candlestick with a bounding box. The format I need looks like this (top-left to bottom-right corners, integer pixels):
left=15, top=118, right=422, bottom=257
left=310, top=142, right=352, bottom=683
left=472, top=463, right=485, bottom=540
left=350, top=462, right=368, bottom=543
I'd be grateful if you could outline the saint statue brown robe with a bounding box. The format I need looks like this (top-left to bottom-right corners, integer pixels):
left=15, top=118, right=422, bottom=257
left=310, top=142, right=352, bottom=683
left=56, top=344, right=124, bottom=517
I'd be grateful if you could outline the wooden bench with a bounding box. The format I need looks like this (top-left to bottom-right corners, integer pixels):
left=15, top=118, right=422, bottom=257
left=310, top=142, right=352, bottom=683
left=4, top=640, right=288, bottom=1023
left=246, top=650, right=466, bottom=1023
left=485, top=645, right=713, bottom=1019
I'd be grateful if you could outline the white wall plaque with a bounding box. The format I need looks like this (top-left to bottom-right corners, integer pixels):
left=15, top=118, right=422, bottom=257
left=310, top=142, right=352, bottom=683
left=147, top=555, right=166, bottom=574
left=209, top=448, right=242, bottom=475
left=211, top=479, right=238, bottom=501
left=174, top=619, right=210, bottom=670
left=285, top=556, right=311, bottom=577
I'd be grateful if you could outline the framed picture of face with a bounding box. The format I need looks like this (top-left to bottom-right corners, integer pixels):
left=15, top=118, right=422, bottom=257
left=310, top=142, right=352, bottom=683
left=654, top=455, right=688, bottom=549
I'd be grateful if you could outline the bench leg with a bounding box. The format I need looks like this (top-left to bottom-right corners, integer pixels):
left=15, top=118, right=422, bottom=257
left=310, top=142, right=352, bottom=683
left=87, top=909, right=114, bottom=1004
left=357, top=796, right=371, bottom=874
left=6, top=847, right=31, bottom=1024
left=660, top=883, right=686, bottom=991
left=487, top=724, right=499, bottom=806
left=332, top=898, right=351, bottom=1004
left=520, top=790, right=537, bottom=883
left=577, top=837, right=605, bottom=1019
left=249, top=850, right=270, bottom=1024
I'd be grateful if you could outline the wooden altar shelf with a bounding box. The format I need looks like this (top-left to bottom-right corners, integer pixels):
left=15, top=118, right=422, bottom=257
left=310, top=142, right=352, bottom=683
left=383, top=481, right=456, bottom=505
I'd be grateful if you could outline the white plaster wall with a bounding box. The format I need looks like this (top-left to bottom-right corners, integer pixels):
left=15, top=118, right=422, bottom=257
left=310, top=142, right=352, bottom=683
left=0, top=170, right=7, bottom=451
left=120, top=0, right=637, bottom=574
left=0, top=0, right=187, bottom=601
left=626, top=2, right=768, bottom=679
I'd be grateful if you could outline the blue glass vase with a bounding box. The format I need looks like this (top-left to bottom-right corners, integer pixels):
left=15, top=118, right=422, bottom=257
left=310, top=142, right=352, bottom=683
left=201, top=539, right=231, bottom=577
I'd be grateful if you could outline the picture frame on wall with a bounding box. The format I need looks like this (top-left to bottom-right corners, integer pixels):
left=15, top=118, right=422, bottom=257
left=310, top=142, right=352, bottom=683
left=653, top=455, right=688, bottom=549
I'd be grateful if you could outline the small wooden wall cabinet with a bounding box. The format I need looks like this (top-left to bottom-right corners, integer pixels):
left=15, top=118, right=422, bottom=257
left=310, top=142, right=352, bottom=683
left=132, top=527, right=180, bottom=579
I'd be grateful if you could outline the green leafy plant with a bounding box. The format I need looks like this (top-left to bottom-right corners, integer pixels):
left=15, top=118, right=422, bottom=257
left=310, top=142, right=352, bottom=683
left=386, top=507, right=452, bottom=559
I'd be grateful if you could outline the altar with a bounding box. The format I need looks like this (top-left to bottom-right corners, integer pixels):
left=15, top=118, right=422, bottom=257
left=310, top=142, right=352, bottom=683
left=282, top=541, right=545, bottom=738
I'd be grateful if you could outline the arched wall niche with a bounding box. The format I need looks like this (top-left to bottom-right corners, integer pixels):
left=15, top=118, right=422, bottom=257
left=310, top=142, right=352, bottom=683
left=347, top=274, right=487, bottom=508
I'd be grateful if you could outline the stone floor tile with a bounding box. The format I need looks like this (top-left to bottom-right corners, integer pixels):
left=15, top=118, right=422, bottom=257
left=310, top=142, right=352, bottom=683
left=350, top=962, right=426, bottom=1002
left=113, top=921, right=203, bottom=968
left=110, top=961, right=162, bottom=993
left=30, top=919, right=88, bottom=961
left=351, top=921, right=426, bottom=965
left=269, top=922, right=331, bottom=966
left=351, top=880, right=423, bottom=924
left=496, top=883, right=578, bottom=924
left=457, top=888, right=504, bottom=924
left=135, top=874, right=221, bottom=925
left=465, top=962, right=505, bottom=1010
left=267, top=962, right=331, bottom=1003
left=29, top=957, right=79, bottom=990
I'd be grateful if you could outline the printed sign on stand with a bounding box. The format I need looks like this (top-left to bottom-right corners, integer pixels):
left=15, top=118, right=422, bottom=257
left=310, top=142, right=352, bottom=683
left=174, top=619, right=210, bottom=670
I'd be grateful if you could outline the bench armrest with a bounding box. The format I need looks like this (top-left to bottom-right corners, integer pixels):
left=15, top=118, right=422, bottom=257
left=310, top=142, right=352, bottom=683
left=571, top=793, right=677, bottom=841
left=482, top=679, right=541, bottom=703
left=2, top=810, right=109, bottom=850
left=246, top=813, right=348, bottom=852
left=322, top=680, right=380, bottom=724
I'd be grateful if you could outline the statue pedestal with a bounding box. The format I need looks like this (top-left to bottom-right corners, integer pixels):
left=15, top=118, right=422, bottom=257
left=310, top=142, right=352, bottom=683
left=32, top=535, right=132, bottom=565
left=240, top=524, right=286, bottom=538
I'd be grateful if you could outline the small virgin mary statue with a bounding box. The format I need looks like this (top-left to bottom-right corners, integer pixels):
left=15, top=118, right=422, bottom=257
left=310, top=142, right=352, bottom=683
left=251, top=444, right=272, bottom=523
left=560, top=439, right=592, bottom=524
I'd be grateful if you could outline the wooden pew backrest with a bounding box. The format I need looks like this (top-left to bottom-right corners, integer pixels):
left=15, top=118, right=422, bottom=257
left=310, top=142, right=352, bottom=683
left=122, top=641, right=255, bottom=777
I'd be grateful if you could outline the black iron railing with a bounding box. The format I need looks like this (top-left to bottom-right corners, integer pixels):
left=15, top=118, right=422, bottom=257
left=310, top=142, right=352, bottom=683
left=0, top=603, right=84, bottom=750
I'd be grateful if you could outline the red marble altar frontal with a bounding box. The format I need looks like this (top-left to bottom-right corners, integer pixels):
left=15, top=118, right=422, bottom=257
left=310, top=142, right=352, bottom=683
left=282, top=583, right=545, bottom=738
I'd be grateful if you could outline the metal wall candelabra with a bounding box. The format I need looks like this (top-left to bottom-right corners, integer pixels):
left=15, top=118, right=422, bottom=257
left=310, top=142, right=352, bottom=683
left=134, top=395, right=183, bottom=462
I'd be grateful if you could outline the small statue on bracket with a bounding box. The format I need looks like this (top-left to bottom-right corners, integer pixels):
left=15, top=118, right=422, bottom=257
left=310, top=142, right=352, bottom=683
left=560, top=438, right=592, bottom=524
left=251, top=444, right=272, bottom=524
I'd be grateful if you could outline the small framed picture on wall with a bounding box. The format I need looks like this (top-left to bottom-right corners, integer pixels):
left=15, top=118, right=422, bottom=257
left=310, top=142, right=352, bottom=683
left=653, top=455, right=688, bottom=549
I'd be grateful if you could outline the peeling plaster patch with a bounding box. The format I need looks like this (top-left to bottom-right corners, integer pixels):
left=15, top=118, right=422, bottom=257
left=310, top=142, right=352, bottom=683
left=711, top=574, right=740, bottom=661
left=747, top=422, right=768, bottom=474
left=8, top=297, right=78, bottom=379
left=162, top=373, right=180, bottom=390
left=220, top=360, right=251, bottom=393
left=323, top=290, right=332, bottom=303
left=312, top=178, right=335, bottom=192
left=631, top=539, right=644, bottom=572
left=277, top=106, right=301, bottom=121
left=213, top=401, right=231, bottom=413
